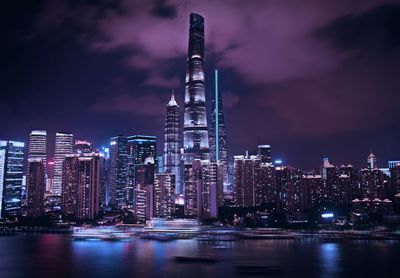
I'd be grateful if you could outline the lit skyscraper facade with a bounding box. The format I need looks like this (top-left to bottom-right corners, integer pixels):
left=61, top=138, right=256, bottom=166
left=127, top=135, right=157, bottom=206
left=28, top=130, right=47, bottom=171
left=0, top=140, right=25, bottom=218
left=183, top=13, right=210, bottom=164
left=61, top=153, right=100, bottom=219
left=184, top=159, right=219, bottom=218
left=110, top=136, right=128, bottom=208
left=164, top=92, right=182, bottom=194
left=53, top=132, right=74, bottom=195
left=209, top=70, right=228, bottom=189
left=154, top=173, right=176, bottom=218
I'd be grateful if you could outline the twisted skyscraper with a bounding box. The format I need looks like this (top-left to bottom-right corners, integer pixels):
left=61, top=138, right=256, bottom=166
left=183, top=13, right=209, bottom=164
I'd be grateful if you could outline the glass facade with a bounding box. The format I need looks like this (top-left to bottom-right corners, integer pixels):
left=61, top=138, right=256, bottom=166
left=0, top=140, right=25, bottom=218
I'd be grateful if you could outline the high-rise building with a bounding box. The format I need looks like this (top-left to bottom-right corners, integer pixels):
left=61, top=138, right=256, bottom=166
left=61, top=153, right=100, bottom=219
left=27, top=158, right=45, bottom=217
left=127, top=135, right=157, bottom=165
left=28, top=130, right=47, bottom=173
left=184, top=159, right=219, bottom=218
left=234, top=155, right=260, bottom=207
left=153, top=173, right=176, bottom=218
left=209, top=69, right=229, bottom=191
left=110, top=136, right=128, bottom=209
left=0, top=140, right=25, bottom=218
left=257, top=145, right=272, bottom=164
left=302, top=174, right=324, bottom=210
left=183, top=13, right=210, bottom=164
left=53, top=132, right=74, bottom=195
left=46, top=161, right=54, bottom=194
left=74, top=140, right=92, bottom=154
left=134, top=160, right=155, bottom=222
left=164, top=92, right=182, bottom=194
left=255, top=163, right=275, bottom=206
left=127, top=135, right=157, bottom=207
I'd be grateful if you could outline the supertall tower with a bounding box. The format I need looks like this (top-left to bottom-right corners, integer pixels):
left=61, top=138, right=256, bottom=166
left=183, top=13, right=209, bottom=164
left=209, top=69, right=228, bottom=187
left=164, top=91, right=182, bottom=194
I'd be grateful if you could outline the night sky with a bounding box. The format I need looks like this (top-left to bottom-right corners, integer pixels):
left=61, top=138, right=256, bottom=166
left=1, top=0, right=400, bottom=170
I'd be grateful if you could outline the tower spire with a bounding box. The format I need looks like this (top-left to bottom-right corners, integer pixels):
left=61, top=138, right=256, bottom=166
left=167, top=89, right=178, bottom=107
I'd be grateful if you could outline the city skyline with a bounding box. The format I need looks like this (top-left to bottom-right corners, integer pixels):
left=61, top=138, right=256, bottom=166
left=1, top=1, right=399, bottom=170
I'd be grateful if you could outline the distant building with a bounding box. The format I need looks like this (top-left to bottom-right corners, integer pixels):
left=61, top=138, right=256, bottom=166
left=302, top=174, right=324, bottom=210
left=28, top=130, right=47, bottom=173
left=110, top=136, right=128, bottom=209
left=234, top=155, right=260, bottom=207
left=153, top=173, right=176, bottom=218
left=184, top=160, right=219, bottom=218
left=164, top=92, right=182, bottom=194
left=390, top=164, right=400, bottom=196
left=134, top=160, right=155, bottom=223
left=53, top=132, right=74, bottom=195
left=127, top=135, right=157, bottom=207
left=74, top=140, right=92, bottom=154
left=257, top=145, right=272, bottom=164
left=61, top=153, right=100, bottom=219
left=275, top=165, right=303, bottom=214
left=0, top=140, right=25, bottom=218
left=388, top=161, right=400, bottom=169
left=27, top=158, right=45, bottom=217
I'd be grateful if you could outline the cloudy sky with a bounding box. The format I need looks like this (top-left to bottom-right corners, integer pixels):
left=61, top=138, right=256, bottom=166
left=1, top=0, right=399, bottom=169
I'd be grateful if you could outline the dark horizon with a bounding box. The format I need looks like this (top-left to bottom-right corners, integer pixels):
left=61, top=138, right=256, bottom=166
left=1, top=0, right=400, bottom=170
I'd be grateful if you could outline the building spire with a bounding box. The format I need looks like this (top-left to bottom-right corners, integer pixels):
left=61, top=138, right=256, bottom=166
left=167, top=90, right=178, bottom=107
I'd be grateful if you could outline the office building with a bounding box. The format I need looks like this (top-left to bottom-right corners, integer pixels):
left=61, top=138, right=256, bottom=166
left=0, top=140, right=25, bottom=218
left=110, top=136, right=128, bottom=208
left=53, top=132, right=74, bottom=195
left=27, top=158, right=45, bottom=217
left=28, top=130, right=47, bottom=173
left=153, top=173, right=176, bottom=218
left=61, top=153, right=100, bottom=219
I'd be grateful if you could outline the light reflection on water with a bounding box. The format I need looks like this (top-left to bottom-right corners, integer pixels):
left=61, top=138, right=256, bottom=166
left=319, top=243, right=340, bottom=277
left=0, top=235, right=399, bottom=278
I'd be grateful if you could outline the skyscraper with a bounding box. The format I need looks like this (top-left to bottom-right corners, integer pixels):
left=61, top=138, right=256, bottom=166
left=61, top=153, right=100, bottom=219
left=53, top=132, right=74, bottom=195
left=183, top=13, right=210, bottom=164
left=27, top=158, right=45, bottom=217
left=209, top=70, right=229, bottom=189
left=74, top=140, right=92, bottom=154
left=28, top=130, right=47, bottom=172
left=184, top=159, right=219, bottom=218
left=0, top=140, right=25, bottom=218
left=164, top=92, right=182, bottom=194
left=134, top=160, right=155, bottom=222
left=154, top=173, right=176, bottom=218
left=127, top=135, right=157, bottom=206
left=257, top=145, right=272, bottom=164
left=110, top=136, right=128, bottom=208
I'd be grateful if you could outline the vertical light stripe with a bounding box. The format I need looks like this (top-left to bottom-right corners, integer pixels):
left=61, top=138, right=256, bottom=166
left=215, top=69, right=219, bottom=162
